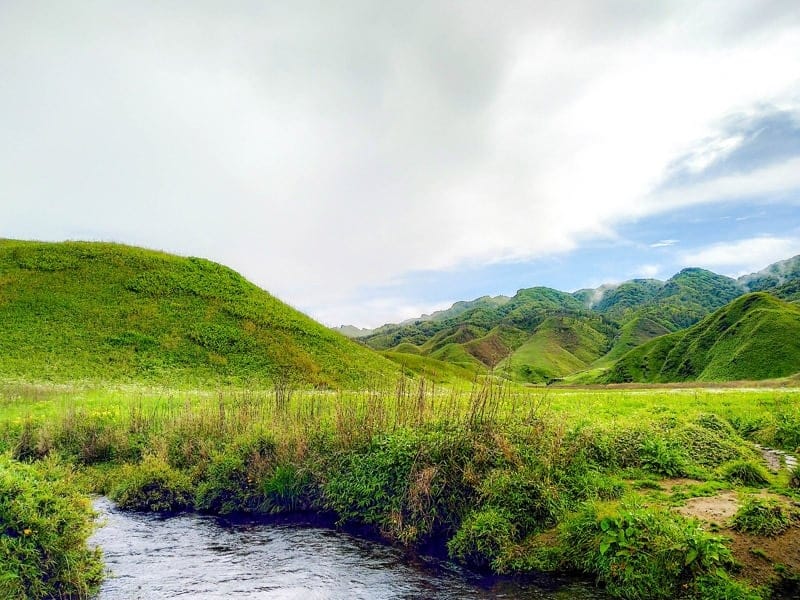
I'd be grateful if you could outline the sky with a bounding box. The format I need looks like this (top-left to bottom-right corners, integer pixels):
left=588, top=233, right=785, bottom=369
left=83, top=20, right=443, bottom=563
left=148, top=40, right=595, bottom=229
left=2, top=1, right=800, bottom=328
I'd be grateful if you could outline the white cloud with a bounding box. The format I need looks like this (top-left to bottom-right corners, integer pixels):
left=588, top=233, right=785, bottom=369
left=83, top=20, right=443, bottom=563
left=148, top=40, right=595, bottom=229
left=681, top=236, right=800, bottom=276
left=1, top=1, right=799, bottom=325
left=635, top=264, right=662, bottom=278
left=650, top=240, right=679, bottom=248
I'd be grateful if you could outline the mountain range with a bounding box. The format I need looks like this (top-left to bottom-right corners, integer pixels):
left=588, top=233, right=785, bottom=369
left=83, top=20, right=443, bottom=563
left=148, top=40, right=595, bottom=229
left=337, top=255, right=800, bottom=384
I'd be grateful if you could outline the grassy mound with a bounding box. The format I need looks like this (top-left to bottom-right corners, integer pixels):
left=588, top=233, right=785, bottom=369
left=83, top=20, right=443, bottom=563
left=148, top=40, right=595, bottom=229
left=0, top=240, right=396, bottom=388
left=607, top=293, right=800, bottom=383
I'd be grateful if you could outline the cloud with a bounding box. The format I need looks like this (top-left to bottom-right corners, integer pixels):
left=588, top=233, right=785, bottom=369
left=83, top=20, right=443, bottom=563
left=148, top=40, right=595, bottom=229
left=650, top=240, right=678, bottom=248
left=635, top=264, right=662, bottom=278
left=681, top=236, right=800, bottom=276
left=1, top=1, right=800, bottom=325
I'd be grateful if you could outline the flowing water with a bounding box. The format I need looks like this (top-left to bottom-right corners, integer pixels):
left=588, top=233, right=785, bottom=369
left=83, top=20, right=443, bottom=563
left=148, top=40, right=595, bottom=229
left=91, top=498, right=604, bottom=599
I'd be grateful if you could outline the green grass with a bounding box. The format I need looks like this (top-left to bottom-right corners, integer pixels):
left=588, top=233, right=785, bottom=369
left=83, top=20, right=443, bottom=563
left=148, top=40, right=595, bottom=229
left=608, top=293, right=800, bottom=383
left=500, top=316, right=611, bottom=383
left=0, top=240, right=397, bottom=388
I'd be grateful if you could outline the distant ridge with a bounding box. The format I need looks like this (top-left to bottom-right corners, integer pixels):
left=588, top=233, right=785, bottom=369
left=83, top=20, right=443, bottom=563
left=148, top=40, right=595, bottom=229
left=347, top=255, right=800, bottom=383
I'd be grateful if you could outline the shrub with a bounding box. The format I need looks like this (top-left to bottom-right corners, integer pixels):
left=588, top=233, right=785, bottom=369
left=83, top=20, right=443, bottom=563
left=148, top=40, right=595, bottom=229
left=731, top=497, right=793, bottom=537
left=561, top=503, right=733, bottom=600
left=260, top=464, right=314, bottom=513
left=447, top=508, right=517, bottom=570
left=194, top=433, right=276, bottom=514
left=324, top=427, right=478, bottom=545
left=478, top=468, right=565, bottom=535
left=110, top=455, right=193, bottom=512
left=690, top=573, right=763, bottom=600
left=719, top=460, right=770, bottom=487
left=790, top=465, right=800, bottom=489
left=0, top=456, right=103, bottom=599
left=640, top=437, right=687, bottom=477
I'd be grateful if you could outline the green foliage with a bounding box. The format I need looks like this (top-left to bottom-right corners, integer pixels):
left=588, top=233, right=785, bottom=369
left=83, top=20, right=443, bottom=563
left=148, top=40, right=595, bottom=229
left=609, top=293, right=800, bottom=383
left=731, top=497, right=793, bottom=536
left=0, top=239, right=397, bottom=388
left=561, top=503, right=734, bottom=600
left=323, top=427, right=479, bottom=544
left=194, top=434, right=276, bottom=514
left=110, top=455, right=193, bottom=512
left=689, top=573, right=764, bottom=600
left=0, top=455, right=103, bottom=599
left=478, top=468, right=565, bottom=534
left=640, top=437, right=688, bottom=476
left=447, top=507, right=517, bottom=570
left=719, top=460, right=770, bottom=487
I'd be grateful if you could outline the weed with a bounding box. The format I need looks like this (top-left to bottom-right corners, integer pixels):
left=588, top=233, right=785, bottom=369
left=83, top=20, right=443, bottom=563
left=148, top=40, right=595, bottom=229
left=731, top=497, right=793, bottom=536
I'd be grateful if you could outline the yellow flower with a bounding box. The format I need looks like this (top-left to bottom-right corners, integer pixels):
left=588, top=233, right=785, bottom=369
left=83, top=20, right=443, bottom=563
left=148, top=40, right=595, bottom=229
left=23, top=529, right=32, bottom=536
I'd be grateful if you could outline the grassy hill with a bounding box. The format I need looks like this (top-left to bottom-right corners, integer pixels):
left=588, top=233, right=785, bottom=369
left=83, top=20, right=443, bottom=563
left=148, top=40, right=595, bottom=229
left=607, top=292, right=800, bottom=383
left=499, top=315, right=612, bottom=383
left=0, top=240, right=397, bottom=388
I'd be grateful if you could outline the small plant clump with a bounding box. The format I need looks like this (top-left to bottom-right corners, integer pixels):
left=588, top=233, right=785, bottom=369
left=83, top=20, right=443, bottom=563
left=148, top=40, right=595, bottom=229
left=110, top=455, right=194, bottom=512
left=719, top=460, right=770, bottom=487
left=731, top=497, right=794, bottom=537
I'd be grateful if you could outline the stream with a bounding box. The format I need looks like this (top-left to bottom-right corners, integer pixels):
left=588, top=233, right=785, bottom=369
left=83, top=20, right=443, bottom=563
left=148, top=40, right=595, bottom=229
left=90, top=498, right=604, bottom=599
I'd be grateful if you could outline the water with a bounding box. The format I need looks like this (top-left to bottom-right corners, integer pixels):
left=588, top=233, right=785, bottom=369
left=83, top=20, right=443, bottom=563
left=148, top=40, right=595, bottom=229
left=91, top=498, right=603, bottom=599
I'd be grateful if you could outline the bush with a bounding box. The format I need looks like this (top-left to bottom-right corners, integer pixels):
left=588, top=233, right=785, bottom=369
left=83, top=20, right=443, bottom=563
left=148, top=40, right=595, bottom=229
left=731, top=497, right=793, bottom=537
left=110, top=455, right=193, bottom=512
left=194, top=433, right=276, bottom=514
left=561, top=503, right=733, bottom=600
left=478, top=468, right=565, bottom=535
left=719, top=460, right=770, bottom=486
left=447, top=507, right=517, bottom=570
left=640, top=437, right=687, bottom=477
left=324, top=427, right=479, bottom=544
left=0, top=455, right=103, bottom=599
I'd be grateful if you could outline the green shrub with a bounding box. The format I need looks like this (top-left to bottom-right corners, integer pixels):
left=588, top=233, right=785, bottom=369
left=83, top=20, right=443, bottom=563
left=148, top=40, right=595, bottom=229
left=731, top=497, right=793, bottom=536
left=194, top=433, right=276, bottom=514
left=790, top=465, right=800, bottom=489
left=0, top=455, right=103, bottom=599
left=260, top=464, right=314, bottom=513
left=110, top=456, right=193, bottom=512
left=324, top=427, right=479, bottom=544
left=478, top=468, right=565, bottom=534
left=561, top=503, right=733, bottom=600
left=640, top=437, right=687, bottom=477
left=719, top=460, right=770, bottom=486
left=447, top=507, right=517, bottom=570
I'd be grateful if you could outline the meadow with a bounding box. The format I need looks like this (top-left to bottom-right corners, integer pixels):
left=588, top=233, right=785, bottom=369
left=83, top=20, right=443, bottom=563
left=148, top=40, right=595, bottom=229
left=3, top=378, right=800, bottom=599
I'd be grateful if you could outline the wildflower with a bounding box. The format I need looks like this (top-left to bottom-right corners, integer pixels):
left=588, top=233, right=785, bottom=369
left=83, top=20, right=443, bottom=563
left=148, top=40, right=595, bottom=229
left=23, top=528, right=32, bottom=536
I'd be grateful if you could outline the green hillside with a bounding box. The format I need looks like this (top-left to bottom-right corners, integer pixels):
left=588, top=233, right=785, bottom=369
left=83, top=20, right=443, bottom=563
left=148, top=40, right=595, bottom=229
left=0, top=240, right=397, bottom=387
left=607, top=292, right=800, bottom=383
left=500, top=315, right=612, bottom=383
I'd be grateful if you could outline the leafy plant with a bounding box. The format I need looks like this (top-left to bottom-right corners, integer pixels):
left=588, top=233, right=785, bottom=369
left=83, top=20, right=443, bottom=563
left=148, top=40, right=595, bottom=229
left=731, top=497, right=793, bottom=536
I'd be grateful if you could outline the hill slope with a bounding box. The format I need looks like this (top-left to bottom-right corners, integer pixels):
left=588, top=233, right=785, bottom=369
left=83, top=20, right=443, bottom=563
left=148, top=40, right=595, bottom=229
left=607, top=292, right=800, bottom=383
left=0, top=240, right=396, bottom=387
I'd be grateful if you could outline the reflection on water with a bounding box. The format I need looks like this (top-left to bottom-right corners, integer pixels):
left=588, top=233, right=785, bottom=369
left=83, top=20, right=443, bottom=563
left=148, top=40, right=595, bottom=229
left=90, top=498, right=603, bottom=599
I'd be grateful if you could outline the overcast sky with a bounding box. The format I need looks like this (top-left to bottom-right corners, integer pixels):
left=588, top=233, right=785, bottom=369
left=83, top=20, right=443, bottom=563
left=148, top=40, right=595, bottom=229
left=3, top=1, right=800, bottom=327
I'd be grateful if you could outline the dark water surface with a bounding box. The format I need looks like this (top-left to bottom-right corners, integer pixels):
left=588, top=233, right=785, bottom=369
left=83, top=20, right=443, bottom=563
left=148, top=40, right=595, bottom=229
left=91, top=498, right=603, bottom=599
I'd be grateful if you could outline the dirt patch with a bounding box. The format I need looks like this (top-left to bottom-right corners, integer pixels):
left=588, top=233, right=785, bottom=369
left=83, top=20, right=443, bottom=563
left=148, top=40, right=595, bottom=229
left=725, top=525, right=800, bottom=590
left=676, top=491, right=739, bottom=523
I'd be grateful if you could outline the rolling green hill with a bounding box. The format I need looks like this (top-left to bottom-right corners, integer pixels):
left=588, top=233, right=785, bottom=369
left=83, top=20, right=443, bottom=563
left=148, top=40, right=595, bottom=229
left=352, top=257, right=800, bottom=384
left=0, top=240, right=397, bottom=387
left=607, top=292, right=800, bottom=383
left=499, top=315, right=613, bottom=383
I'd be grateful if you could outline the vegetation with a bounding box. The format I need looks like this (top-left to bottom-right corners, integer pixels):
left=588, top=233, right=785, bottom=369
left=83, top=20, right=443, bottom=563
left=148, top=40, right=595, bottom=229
left=3, top=382, right=800, bottom=598
left=731, top=498, right=795, bottom=537
left=0, top=455, right=103, bottom=599
left=0, top=239, right=396, bottom=388
left=608, top=293, right=800, bottom=383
